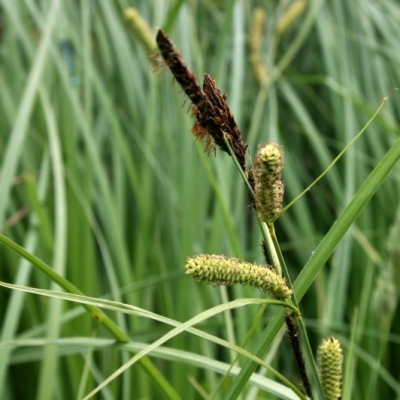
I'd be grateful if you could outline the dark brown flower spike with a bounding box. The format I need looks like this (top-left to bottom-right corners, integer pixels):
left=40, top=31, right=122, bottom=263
left=155, top=29, right=250, bottom=184
left=156, top=29, right=205, bottom=106
left=285, top=310, right=312, bottom=397
left=201, top=74, right=247, bottom=171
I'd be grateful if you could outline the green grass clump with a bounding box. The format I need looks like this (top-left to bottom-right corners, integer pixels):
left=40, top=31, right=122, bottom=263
left=0, top=1, right=400, bottom=399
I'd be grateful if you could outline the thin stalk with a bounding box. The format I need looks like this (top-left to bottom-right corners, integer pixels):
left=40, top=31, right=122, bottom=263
left=260, top=221, right=282, bottom=275
left=271, top=228, right=325, bottom=400
left=221, top=135, right=281, bottom=274
left=280, top=94, right=391, bottom=216
left=222, top=134, right=255, bottom=197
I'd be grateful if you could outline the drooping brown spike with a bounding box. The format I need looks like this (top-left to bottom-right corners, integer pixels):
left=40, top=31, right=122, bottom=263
left=156, top=29, right=205, bottom=106
left=155, top=30, right=228, bottom=154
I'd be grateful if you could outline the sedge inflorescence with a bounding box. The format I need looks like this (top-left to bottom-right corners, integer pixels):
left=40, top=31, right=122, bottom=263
left=185, top=254, right=292, bottom=299
left=318, top=337, right=343, bottom=400
left=155, top=30, right=249, bottom=182
left=254, top=141, right=284, bottom=223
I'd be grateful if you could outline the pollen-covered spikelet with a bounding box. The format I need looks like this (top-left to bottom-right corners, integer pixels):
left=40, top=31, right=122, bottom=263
left=184, top=254, right=292, bottom=299
left=254, top=141, right=284, bottom=223
left=318, top=337, right=343, bottom=400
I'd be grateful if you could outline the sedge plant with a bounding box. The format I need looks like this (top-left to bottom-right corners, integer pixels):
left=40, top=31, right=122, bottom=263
left=153, top=28, right=363, bottom=399
left=1, top=3, right=400, bottom=400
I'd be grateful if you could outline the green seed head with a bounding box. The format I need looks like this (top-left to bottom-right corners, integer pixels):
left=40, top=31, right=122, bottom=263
left=318, top=337, right=343, bottom=400
left=249, top=8, right=268, bottom=84
left=254, top=142, right=284, bottom=222
left=184, top=254, right=292, bottom=298
left=275, top=0, right=307, bottom=37
left=258, top=143, right=283, bottom=168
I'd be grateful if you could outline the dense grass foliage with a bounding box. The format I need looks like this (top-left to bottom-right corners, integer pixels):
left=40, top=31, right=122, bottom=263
left=0, top=1, right=400, bottom=399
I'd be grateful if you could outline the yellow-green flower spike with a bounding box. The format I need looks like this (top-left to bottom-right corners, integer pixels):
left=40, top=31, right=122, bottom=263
left=124, top=8, right=157, bottom=53
left=388, top=205, right=400, bottom=283
left=185, top=254, right=292, bottom=299
left=249, top=8, right=267, bottom=54
left=249, top=8, right=268, bottom=84
left=275, top=0, right=306, bottom=37
left=254, top=141, right=284, bottom=223
left=318, top=337, right=343, bottom=400
left=372, top=265, right=397, bottom=328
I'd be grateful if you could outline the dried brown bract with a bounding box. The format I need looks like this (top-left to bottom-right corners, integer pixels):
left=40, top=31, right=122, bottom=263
left=202, top=74, right=247, bottom=171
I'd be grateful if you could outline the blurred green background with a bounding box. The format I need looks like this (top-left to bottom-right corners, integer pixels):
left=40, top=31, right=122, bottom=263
left=0, top=0, right=400, bottom=399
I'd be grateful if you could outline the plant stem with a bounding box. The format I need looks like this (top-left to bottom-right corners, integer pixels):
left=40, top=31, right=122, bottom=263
left=271, top=228, right=325, bottom=400
left=222, top=134, right=255, bottom=197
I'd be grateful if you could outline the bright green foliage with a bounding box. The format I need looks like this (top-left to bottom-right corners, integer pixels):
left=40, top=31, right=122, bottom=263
left=0, top=1, right=400, bottom=400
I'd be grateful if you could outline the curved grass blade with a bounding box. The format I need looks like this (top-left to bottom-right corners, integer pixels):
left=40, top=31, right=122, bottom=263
left=0, top=281, right=303, bottom=400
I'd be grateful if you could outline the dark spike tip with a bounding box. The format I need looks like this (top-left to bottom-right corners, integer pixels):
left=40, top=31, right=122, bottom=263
left=260, top=239, right=271, bottom=265
left=285, top=311, right=312, bottom=397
